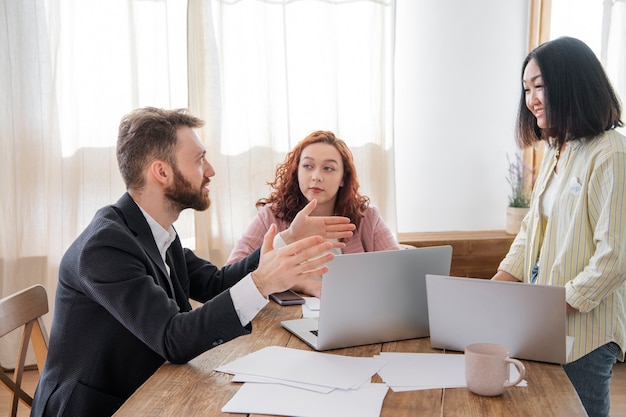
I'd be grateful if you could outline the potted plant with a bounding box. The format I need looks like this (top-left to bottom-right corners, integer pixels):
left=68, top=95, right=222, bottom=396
left=505, top=153, right=531, bottom=234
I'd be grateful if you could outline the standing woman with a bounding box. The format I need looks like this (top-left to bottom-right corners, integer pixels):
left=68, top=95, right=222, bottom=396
left=227, top=130, right=400, bottom=296
left=493, top=37, right=625, bottom=417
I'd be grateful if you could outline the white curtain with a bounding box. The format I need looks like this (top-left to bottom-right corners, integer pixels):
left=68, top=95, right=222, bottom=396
left=187, top=0, right=397, bottom=265
left=1, top=0, right=396, bottom=367
left=550, top=0, right=626, bottom=135
left=603, top=0, right=626, bottom=133
left=1, top=0, right=61, bottom=369
left=0, top=0, right=190, bottom=368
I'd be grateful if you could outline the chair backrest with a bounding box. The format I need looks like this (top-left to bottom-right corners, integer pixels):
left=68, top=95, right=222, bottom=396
left=0, top=284, right=49, bottom=417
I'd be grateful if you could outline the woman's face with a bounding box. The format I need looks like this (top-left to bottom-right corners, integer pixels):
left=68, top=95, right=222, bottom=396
left=297, top=142, right=344, bottom=213
left=523, top=59, right=547, bottom=128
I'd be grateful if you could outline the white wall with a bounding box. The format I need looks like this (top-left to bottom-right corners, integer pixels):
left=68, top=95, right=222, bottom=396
left=394, top=0, right=530, bottom=233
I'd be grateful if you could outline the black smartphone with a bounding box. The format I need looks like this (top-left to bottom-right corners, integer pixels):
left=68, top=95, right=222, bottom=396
left=269, top=290, right=305, bottom=306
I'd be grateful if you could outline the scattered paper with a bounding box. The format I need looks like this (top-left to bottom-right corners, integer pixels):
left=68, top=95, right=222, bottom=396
left=217, top=346, right=532, bottom=416
left=222, top=382, right=388, bottom=417
left=230, top=374, right=334, bottom=393
left=376, top=352, right=527, bottom=392
left=302, top=297, right=320, bottom=318
left=216, top=345, right=387, bottom=390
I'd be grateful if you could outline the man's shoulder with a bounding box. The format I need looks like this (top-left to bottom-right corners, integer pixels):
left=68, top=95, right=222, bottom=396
left=65, top=209, right=129, bottom=258
left=88, top=203, right=132, bottom=232
left=69, top=198, right=143, bottom=252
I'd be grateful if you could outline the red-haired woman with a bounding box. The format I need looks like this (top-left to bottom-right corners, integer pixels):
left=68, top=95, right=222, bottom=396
left=227, top=130, right=399, bottom=296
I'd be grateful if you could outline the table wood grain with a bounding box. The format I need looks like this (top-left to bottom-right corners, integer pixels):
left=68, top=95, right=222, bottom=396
left=114, top=301, right=587, bottom=417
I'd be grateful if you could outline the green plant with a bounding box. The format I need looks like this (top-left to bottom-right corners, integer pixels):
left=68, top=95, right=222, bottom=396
left=506, top=153, right=531, bottom=208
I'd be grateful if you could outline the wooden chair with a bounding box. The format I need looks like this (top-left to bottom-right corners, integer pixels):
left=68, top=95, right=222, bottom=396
left=0, top=285, right=49, bottom=417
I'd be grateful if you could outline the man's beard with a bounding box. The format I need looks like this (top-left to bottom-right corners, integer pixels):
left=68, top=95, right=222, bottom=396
left=164, top=164, right=211, bottom=212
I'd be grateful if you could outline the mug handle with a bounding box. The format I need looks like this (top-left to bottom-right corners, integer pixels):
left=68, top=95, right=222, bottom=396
left=504, top=358, right=526, bottom=387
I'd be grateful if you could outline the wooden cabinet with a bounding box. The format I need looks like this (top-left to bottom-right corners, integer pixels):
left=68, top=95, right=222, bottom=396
left=398, top=230, right=515, bottom=279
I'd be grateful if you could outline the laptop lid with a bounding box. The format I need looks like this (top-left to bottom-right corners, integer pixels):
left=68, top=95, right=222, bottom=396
left=281, top=246, right=453, bottom=351
left=425, top=274, right=567, bottom=364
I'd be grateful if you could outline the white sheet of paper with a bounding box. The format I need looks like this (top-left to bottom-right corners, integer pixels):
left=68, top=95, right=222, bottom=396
left=302, top=297, right=320, bottom=318
left=230, top=374, right=335, bottom=393
left=222, top=382, right=388, bottom=417
left=304, top=297, right=320, bottom=310
left=216, top=346, right=387, bottom=390
left=377, top=353, right=467, bottom=387
left=376, top=352, right=527, bottom=390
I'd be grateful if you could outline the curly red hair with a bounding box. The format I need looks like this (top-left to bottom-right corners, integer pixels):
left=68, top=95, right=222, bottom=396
left=257, top=131, right=369, bottom=228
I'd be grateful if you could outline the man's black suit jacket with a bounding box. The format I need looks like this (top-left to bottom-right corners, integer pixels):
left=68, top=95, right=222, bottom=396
left=31, top=193, right=260, bottom=417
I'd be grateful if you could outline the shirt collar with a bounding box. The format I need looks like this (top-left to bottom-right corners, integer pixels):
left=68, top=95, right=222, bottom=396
left=137, top=205, right=177, bottom=262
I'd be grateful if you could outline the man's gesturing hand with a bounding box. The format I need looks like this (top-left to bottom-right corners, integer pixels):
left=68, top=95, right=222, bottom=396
left=251, top=223, right=335, bottom=298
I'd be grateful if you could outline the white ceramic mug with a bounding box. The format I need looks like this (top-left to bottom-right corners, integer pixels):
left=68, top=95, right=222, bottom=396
left=465, top=342, right=526, bottom=396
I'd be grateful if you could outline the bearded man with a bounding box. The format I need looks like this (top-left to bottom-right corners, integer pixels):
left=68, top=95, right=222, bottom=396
left=31, top=107, right=354, bottom=417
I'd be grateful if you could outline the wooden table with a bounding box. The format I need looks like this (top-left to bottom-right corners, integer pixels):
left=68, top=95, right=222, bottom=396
left=114, top=301, right=587, bottom=417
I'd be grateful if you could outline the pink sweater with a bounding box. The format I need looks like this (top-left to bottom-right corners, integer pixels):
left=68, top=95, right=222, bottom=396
left=226, top=205, right=400, bottom=264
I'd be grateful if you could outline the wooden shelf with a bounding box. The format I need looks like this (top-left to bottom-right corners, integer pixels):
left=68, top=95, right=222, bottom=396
left=397, top=230, right=515, bottom=279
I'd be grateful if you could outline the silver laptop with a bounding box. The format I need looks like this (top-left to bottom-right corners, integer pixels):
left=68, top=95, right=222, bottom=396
left=425, top=274, right=567, bottom=364
left=281, top=246, right=453, bottom=351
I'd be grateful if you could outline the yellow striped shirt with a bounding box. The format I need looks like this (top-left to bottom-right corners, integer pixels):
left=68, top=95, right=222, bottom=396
left=499, top=129, right=626, bottom=362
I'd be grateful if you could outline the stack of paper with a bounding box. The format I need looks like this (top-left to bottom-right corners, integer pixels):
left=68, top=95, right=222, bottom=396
left=375, top=352, right=527, bottom=392
left=302, top=296, right=320, bottom=318
left=216, top=346, right=389, bottom=417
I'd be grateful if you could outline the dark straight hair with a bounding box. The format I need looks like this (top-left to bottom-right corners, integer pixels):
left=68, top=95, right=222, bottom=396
left=516, top=37, right=623, bottom=149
